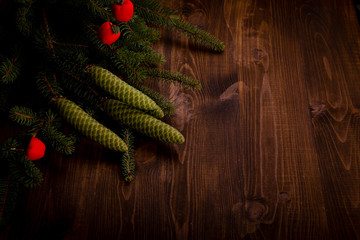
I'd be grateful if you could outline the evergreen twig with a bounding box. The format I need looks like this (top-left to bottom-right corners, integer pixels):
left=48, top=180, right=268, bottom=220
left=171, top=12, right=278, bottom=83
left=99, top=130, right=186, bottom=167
left=120, top=128, right=135, bottom=182
left=146, top=68, right=201, bottom=90
left=9, top=106, right=40, bottom=126
left=0, top=53, right=22, bottom=84
left=8, top=155, right=43, bottom=188
left=133, top=0, right=225, bottom=51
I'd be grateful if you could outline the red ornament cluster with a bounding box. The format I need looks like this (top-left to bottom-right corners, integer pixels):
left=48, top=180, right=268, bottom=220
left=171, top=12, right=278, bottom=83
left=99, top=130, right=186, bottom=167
left=98, top=0, right=134, bottom=45
left=112, top=0, right=134, bottom=22
left=98, top=22, right=121, bottom=45
left=26, top=137, right=46, bottom=161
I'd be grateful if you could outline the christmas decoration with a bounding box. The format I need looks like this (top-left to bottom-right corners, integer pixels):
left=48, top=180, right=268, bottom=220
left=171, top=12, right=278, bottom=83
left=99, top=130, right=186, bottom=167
left=54, top=97, right=128, bottom=152
left=103, top=99, right=184, bottom=143
left=26, top=137, right=46, bottom=161
left=112, top=0, right=134, bottom=22
left=98, top=22, right=121, bottom=45
left=87, top=65, right=164, bottom=118
left=0, top=0, right=225, bottom=226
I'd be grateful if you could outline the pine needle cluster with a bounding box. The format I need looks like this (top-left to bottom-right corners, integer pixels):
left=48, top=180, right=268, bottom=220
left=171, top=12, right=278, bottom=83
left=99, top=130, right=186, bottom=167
left=0, top=0, right=224, bottom=225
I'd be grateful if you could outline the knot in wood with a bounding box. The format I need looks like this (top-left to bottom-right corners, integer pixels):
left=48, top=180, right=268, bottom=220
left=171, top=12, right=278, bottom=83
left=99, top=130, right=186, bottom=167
left=280, top=192, right=290, bottom=201
left=309, top=101, right=326, bottom=118
left=252, top=48, right=264, bottom=62
left=245, top=199, right=267, bottom=223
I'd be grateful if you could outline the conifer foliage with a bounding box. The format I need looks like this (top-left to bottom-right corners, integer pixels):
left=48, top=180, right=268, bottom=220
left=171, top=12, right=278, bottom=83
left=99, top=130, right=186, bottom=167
left=0, top=0, right=224, bottom=226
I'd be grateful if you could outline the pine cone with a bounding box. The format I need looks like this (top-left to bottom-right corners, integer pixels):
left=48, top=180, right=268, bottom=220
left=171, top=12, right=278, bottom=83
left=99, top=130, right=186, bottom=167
left=87, top=65, right=164, bottom=118
left=103, top=99, right=184, bottom=144
left=55, top=97, right=128, bottom=152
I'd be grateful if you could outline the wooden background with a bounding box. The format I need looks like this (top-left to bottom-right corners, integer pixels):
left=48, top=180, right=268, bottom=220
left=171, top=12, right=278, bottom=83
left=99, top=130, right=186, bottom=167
left=1, top=0, right=360, bottom=239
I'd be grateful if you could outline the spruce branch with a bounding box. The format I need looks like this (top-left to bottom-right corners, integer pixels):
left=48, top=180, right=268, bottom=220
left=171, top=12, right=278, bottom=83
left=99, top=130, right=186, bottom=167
left=51, top=54, right=89, bottom=76
left=42, top=9, right=56, bottom=57
left=9, top=106, right=40, bottom=126
left=24, top=108, right=62, bottom=137
left=133, top=0, right=175, bottom=21
left=119, top=128, right=135, bottom=182
left=115, top=47, right=164, bottom=67
left=8, top=106, right=76, bottom=155
left=52, top=41, right=89, bottom=48
left=0, top=139, right=20, bottom=160
left=146, top=68, right=201, bottom=90
left=41, top=108, right=63, bottom=129
left=16, top=1, right=34, bottom=36
left=8, top=155, right=43, bottom=188
left=36, top=72, right=63, bottom=100
left=64, top=72, right=101, bottom=98
left=133, top=0, right=225, bottom=51
left=171, top=17, right=225, bottom=52
left=115, top=16, right=161, bottom=49
left=109, top=53, right=146, bottom=82
left=38, top=126, right=75, bottom=155
left=44, top=74, right=59, bottom=96
left=125, top=22, right=135, bottom=35
left=84, top=23, right=110, bottom=53
left=0, top=53, right=22, bottom=85
left=110, top=48, right=143, bottom=76
left=116, top=32, right=159, bottom=50
left=87, top=0, right=112, bottom=20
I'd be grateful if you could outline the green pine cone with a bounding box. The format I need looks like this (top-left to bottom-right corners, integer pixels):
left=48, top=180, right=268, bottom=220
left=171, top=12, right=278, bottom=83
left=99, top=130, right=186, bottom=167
left=87, top=65, right=164, bottom=118
left=103, top=99, right=185, bottom=144
left=54, top=98, right=128, bottom=152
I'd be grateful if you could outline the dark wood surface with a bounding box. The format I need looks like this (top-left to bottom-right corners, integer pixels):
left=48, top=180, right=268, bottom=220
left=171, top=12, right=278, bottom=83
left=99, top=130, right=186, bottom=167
left=1, top=0, right=360, bottom=239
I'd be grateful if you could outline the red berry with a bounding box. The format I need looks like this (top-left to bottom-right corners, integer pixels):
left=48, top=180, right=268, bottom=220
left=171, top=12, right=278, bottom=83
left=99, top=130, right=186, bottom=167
left=112, top=0, right=134, bottom=22
left=26, top=137, right=46, bottom=161
left=98, top=22, right=121, bottom=45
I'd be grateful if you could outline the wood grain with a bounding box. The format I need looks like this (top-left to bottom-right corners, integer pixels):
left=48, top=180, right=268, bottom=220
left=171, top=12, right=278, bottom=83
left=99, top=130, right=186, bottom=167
left=1, top=0, right=360, bottom=239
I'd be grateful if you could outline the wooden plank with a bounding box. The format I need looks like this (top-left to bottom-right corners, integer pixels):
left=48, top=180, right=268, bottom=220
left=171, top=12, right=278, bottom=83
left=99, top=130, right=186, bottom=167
left=296, top=0, right=360, bottom=239
left=190, top=0, right=328, bottom=238
left=156, top=0, right=329, bottom=239
left=1, top=0, right=359, bottom=239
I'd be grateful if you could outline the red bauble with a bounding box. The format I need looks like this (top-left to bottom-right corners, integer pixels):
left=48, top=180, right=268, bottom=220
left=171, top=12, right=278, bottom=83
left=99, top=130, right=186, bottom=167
left=26, top=137, right=46, bottom=161
left=98, top=22, right=121, bottom=45
left=112, top=0, right=134, bottom=22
